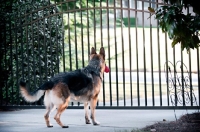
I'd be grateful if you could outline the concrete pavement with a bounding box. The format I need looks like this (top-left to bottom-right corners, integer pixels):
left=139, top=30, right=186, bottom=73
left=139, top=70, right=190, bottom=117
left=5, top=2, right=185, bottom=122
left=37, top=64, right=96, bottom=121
left=0, top=109, right=197, bottom=132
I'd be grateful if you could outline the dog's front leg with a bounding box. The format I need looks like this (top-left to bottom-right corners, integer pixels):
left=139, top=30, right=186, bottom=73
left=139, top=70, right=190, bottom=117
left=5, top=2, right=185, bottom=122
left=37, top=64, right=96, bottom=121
left=90, top=96, right=100, bottom=125
left=84, top=102, right=91, bottom=124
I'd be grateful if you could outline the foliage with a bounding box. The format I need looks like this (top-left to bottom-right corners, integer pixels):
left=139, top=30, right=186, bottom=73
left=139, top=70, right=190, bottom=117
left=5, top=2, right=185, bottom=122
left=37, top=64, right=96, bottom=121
left=163, top=0, right=200, bottom=14
left=123, top=18, right=136, bottom=27
left=149, top=0, right=200, bottom=51
left=54, top=0, right=123, bottom=71
left=0, top=0, right=63, bottom=105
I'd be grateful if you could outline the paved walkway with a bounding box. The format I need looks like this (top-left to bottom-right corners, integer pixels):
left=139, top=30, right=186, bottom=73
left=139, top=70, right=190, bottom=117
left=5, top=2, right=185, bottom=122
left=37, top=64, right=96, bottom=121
left=0, top=109, right=197, bottom=132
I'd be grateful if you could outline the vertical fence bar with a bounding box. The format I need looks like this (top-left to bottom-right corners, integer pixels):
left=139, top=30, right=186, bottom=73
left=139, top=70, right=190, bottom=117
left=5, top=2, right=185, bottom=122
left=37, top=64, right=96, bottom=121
left=37, top=18, right=42, bottom=89
left=158, top=34, right=162, bottom=106
left=80, top=0, right=84, bottom=68
left=120, top=0, right=126, bottom=106
left=48, top=0, right=52, bottom=77
left=69, top=1, right=74, bottom=106
left=127, top=0, right=133, bottom=106
left=135, top=0, right=140, bottom=106
left=99, top=0, right=105, bottom=106
left=20, top=10, right=25, bottom=105
left=5, top=22, right=8, bottom=105
left=4, top=17, right=8, bottom=104
left=93, top=0, right=96, bottom=49
left=15, top=15, right=19, bottom=105
left=100, top=1, right=103, bottom=52
left=67, top=5, right=72, bottom=72
left=74, top=3, right=78, bottom=70
left=55, top=7, right=59, bottom=73
left=48, top=17, right=53, bottom=76
left=75, top=1, right=80, bottom=107
left=31, top=12, right=36, bottom=105
left=188, top=50, right=193, bottom=106
left=113, top=0, right=119, bottom=106
left=170, top=0, right=176, bottom=106
left=165, top=30, right=169, bottom=106
left=9, top=14, right=14, bottom=105
left=0, top=3, right=4, bottom=105
left=142, top=1, right=147, bottom=106
left=61, top=2, right=66, bottom=72
left=26, top=9, right=31, bottom=91
left=5, top=17, right=8, bottom=105
left=0, top=21, right=4, bottom=104
left=42, top=8, right=47, bottom=82
left=106, top=0, right=112, bottom=106
left=173, top=43, right=177, bottom=106
left=156, top=0, right=162, bottom=106
left=187, top=8, right=193, bottom=106
left=149, top=8, right=154, bottom=106
left=180, top=46, right=185, bottom=106
left=87, top=0, right=90, bottom=60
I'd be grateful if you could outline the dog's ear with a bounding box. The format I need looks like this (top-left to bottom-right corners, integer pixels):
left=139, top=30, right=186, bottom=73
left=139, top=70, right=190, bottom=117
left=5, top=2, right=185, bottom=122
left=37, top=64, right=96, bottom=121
left=91, top=47, right=96, bottom=54
left=99, top=47, right=105, bottom=59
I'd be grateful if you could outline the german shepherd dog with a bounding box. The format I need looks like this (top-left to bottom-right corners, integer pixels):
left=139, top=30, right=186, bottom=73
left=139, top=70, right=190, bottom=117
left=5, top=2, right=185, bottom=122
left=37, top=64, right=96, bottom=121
left=19, top=47, right=109, bottom=128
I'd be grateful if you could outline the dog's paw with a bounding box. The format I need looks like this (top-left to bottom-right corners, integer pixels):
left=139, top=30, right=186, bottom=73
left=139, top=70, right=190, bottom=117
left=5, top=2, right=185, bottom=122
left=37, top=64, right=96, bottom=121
left=85, top=118, right=91, bottom=124
left=62, top=125, right=69, bottom=128
left=93, top=121, right=100, bottom=125
left=47, top=125, right=53, bottom=128
left=86, top=120, right=91, bottom=124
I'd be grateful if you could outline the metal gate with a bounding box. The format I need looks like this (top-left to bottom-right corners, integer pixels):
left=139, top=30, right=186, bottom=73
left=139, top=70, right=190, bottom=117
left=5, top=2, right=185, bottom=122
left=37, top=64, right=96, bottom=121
left=0, top=0, right=199, bottom=109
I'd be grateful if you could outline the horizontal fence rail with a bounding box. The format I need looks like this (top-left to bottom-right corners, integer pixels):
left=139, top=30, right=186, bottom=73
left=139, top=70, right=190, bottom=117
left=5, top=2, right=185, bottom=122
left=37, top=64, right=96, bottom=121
left=0, top=0, right=199, bottom=110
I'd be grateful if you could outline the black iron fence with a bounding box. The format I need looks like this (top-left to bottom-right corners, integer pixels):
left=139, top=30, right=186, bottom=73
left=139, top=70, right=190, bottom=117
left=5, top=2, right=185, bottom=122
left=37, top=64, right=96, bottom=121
left=0, top=0, right=199, bottom=110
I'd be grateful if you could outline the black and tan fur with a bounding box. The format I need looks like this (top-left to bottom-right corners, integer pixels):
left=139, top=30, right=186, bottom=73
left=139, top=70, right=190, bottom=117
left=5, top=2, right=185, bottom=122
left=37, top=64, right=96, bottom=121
left=19, top=47, right=106, bottom=128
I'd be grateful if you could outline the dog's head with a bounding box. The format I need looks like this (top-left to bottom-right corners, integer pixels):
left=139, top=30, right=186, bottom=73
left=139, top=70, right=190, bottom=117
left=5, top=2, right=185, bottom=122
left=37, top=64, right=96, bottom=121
left=89, top=47, right=108, bottom=73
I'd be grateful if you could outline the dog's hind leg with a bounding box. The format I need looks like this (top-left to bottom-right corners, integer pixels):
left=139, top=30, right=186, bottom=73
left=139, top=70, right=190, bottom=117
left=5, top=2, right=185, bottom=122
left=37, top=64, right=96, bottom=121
left=54, top=97, right=70, bottom=128
left=44, top=90, right=54, bottom=127
left=84, top=102, right=91, bottom=124
left=90, top=96, right=100, bottom=125
left=44, top=103, right=54, bottom=127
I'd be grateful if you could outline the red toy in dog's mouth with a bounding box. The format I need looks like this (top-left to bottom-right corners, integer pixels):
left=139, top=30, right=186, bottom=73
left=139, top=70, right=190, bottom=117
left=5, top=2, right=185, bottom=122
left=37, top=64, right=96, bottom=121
left=104, top=65, right=110, bottom=73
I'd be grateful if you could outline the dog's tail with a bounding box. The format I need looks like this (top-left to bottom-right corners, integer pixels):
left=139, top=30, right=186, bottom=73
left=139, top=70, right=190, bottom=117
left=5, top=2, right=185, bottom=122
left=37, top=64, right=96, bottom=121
left=19, top=80, right=54, bottom=102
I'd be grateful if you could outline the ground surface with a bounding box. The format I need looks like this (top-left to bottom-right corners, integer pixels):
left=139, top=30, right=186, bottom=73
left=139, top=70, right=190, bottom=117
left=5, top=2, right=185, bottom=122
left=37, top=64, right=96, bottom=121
left=0, top=109, right=198, bottom=132
left=138, top=112, right=200, bottom=132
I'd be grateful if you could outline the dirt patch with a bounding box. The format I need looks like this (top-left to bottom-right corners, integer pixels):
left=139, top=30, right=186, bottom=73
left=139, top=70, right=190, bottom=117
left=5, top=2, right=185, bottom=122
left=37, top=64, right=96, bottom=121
left=140, top=112, right=200, bottom=132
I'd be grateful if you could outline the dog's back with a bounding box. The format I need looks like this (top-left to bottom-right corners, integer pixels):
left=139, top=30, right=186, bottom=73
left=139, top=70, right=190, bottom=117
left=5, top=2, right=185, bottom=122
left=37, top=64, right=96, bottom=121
left=51, top=70, right=93, bottom=95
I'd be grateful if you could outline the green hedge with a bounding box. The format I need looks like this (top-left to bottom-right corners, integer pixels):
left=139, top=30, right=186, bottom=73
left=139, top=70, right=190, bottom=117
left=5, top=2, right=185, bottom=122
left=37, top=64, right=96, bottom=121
left=123, top=17, right=136, bottom=27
